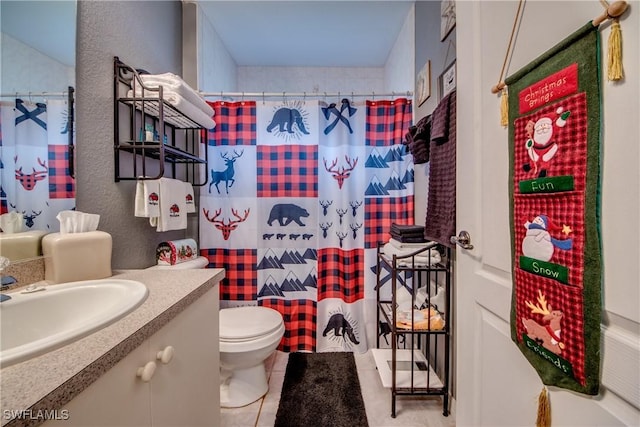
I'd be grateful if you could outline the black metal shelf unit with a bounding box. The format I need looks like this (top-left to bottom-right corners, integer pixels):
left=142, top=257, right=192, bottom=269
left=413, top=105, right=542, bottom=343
left=375, top=241, right=452, bottom=418
left=113, top=56, right=208, bottom=185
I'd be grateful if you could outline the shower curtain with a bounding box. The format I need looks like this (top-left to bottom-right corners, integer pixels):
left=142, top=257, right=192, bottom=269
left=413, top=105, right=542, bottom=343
left=0, top=99, right=75, bottom=231
left=200, top=98, right=413, bottom=352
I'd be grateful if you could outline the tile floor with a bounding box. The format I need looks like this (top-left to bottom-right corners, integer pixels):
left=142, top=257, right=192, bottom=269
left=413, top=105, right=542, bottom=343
left=220, top=350, right=456, bottom=427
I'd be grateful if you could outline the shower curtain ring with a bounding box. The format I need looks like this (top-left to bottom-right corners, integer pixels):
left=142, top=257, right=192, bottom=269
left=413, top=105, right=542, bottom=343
left=303, top=92, right=306, bottom=103
left=262, top=92, right=265, bottom=105
left=282, top=91, right=286, bottom=103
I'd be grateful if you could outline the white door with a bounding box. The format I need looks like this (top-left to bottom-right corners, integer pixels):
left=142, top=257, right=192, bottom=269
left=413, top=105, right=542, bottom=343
left=455, top=1, right=639, bottom=426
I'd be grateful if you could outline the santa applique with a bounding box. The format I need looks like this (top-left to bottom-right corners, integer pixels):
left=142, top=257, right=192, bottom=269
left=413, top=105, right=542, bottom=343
left=522, top=107, right=571, bottom=178
left=522, top=214, right=573, bottom=262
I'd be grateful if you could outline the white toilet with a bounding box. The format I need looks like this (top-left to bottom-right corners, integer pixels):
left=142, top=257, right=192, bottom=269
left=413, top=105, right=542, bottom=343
left=219, top=306, right=285, bottom=407
left=147, top=256, right=285, bottom=408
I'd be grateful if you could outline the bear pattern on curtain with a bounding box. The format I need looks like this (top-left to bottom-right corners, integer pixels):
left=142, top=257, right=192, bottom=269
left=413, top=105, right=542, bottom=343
left=0, top=99, right=75, bottom=230
left=200, top=98, right=413, bottom=352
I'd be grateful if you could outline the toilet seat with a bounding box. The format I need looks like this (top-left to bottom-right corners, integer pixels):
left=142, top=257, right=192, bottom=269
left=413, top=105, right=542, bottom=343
left=220, top=306, right=283, bottom=342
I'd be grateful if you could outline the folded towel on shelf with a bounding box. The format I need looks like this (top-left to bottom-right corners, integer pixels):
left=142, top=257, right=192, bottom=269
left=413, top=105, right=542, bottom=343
left=389, top=238, right=434, bottom=250
left=135, top=179, right=161, bottom=218
left=382, top=242, right=441, bottom=267
left=390, top=223, right=425, bottom=235
left=127, top=89, right=216, bottom=130
left=149, top=177, right=188, bottom=232
left=138, top=72, right=214, bottom=116
left=184, top=182, right=196, bottom=213
left=389, top=233, right=427, bottom=243
left=390, top=224, right=426, bottom=240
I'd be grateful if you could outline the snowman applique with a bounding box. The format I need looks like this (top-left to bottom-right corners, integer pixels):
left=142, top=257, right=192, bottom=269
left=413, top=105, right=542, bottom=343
left=523, top=107, right=571, bottom=178
left=522, top=215, right=573, bottom=262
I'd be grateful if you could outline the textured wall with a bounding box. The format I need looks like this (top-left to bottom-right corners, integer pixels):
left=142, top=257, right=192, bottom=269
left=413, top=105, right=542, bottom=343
left=76, top=1, right=187, bottom=269
left=1, top=34, right=74, bottom=94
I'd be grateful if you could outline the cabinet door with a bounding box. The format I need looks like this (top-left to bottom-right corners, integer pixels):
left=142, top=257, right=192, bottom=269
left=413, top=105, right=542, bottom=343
left=149, top=288, right=219, bottom=427
left=43, top=341, right=151, bottom=427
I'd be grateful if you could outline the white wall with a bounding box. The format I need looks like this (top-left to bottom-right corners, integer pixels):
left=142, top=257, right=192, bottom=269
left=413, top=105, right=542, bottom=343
left=1, top=33, right=74, bottom=94
left=193, top=1, right=424, bottom=99
left=384, top=3, right=415, bottom=94
left=236, top=66, right=384, bottom=95
left=195, top=3, right=237, bottom=93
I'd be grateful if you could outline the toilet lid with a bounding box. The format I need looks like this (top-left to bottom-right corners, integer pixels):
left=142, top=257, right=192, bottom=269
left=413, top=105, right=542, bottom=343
left=219, top=306, right=283, bottom=341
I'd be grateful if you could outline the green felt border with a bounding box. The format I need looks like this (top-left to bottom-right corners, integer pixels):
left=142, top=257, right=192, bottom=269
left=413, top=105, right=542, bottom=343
left=506, top=22, right=602, bottom=395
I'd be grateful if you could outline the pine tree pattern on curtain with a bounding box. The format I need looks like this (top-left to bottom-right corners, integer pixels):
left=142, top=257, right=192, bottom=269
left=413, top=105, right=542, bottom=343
left=201, top=98, right=413, bottom=352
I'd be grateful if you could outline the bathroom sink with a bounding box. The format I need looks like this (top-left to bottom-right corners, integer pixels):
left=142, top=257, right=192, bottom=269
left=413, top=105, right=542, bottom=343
left=0, top=279, right=148, bottom=368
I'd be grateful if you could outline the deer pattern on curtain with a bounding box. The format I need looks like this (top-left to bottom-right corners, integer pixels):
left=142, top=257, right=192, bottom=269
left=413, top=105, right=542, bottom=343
left=0, top=99, right=75, bottom=231
left=200, top=98, right=413, bottom=352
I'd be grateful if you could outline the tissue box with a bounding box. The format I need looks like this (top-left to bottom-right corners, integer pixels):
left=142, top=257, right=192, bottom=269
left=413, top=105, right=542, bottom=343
left=42, top=231, right=112, bottom=283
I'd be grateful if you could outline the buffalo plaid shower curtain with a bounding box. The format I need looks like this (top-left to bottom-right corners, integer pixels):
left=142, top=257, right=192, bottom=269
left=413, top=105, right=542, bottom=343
left=0, top=99, right=75, bottom=230
left=200, top=98, right=413, bottom=352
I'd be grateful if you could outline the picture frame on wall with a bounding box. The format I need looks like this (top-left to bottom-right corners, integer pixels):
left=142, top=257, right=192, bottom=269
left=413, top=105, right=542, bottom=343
left=416, top=60, right=431, bottom=106
left=440, top=0, right=456, bottom=41
left=438, top=61, right=456, bottom=100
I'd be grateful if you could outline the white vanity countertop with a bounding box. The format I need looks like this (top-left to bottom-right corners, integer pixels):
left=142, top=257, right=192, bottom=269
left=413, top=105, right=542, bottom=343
left=0, top=268, right=224, bottom=427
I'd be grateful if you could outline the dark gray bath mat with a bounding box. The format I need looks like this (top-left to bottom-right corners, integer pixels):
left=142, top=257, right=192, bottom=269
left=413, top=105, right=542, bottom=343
left=275, top=352, right=369, bottom=427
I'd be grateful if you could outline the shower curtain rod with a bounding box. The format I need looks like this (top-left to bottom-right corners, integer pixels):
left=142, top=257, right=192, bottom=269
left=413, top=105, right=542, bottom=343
left=0, top=91, right=70, bottom=99
left=199, top=90, right=413, bottom=99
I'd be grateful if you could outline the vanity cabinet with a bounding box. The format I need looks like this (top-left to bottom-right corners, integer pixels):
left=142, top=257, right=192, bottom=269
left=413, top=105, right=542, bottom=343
left=43, top=288, right=219, bottom=427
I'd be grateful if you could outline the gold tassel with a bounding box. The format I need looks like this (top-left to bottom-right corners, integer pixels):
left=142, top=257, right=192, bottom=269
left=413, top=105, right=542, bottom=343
left=607, top=20, right=623, bottom=81
left=536, top=387, right=551, bottom=427
left=500, top=87, right=509, bottom=128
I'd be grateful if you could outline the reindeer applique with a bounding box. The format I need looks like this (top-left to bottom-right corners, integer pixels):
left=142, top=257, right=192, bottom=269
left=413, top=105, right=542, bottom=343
left=522, top=290, right=565, bottom=355
left=202, top=207, right=249, bottom=240
left=14, top=156, right=48, bottom=190
left=323, top=156, right=358, bottom=189
left=209, top=150, right=243, bottom=194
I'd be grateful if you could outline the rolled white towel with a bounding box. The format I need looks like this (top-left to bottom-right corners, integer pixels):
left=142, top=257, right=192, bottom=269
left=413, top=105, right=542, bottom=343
left=138, top=72, right=214, bottom=116
left=127, top=89, right=216, bottom=130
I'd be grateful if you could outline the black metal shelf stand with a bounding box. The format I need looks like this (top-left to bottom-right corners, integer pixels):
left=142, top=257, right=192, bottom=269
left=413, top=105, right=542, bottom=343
left=375, top=241, right=452, bottom=417
left=113, top=56, right=208, bottom=186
